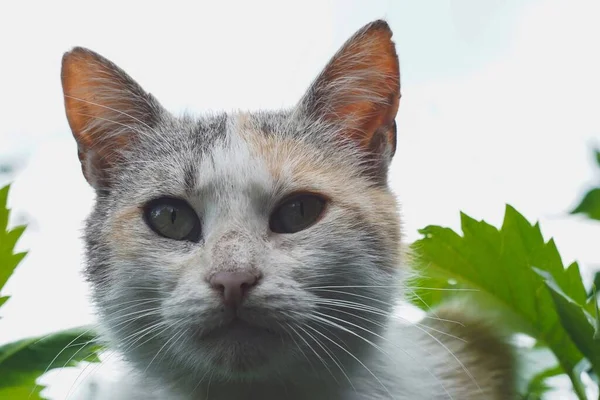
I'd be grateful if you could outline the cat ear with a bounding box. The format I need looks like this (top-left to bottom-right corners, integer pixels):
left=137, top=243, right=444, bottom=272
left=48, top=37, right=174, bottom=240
left=61, top=47, right=164, bottom=189
left=299, top=20, right=400, bottom=181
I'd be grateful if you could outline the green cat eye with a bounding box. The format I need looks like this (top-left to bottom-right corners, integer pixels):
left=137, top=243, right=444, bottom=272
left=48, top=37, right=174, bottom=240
left=269, top=193, right=327, bottom=234
left=143, top=197, right=201, bottom=242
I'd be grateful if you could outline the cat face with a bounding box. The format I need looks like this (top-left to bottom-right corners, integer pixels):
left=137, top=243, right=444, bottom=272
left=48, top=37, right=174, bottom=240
left=62, top=20, right=403, bottom=389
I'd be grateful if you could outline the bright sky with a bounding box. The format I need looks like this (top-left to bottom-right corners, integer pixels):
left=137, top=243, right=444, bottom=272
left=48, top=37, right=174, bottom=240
left=1, top=1, right=599, bottom=399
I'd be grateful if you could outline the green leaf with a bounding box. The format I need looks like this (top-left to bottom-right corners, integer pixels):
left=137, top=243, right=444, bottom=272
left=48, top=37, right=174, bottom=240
left=570, top=148, right=600, bottom=221
left=515, top=344, right=563, bottom=399
left=0, top=184, right=27, bottom=301
left=571, top=188, right=600, bottom=221
left=535, top=268, right=600, bottom=378
left=0, top=225, right=26, bottom=255
left=524, top=365, right=563, bottom=399
left=589, top=272, right=600, bottom=300
left=409, top=205, right=589, bottom=388
left=0, top=185, right=9, bottom=233
left=593, top=285, right=600, bottom=341
left=0, top=185, right=102, bottom=398
left=0, top=384, right=43, bottom=400
left=0, top=326, right=103, bottom=399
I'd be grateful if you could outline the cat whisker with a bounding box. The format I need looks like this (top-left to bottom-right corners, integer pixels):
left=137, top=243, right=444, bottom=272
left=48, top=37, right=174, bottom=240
left=106, top=286, right=166, bottom=292
left=405, top=286, right=479, bottom=292
left=205, top=369, right=215, bottom=400
left=101, top=307, right=164, bottom=332
left=309, top=288, right=395, bottom=309
left=102, top=298, right=162, bottom=313
left=277, top=322, right=317, bottom=375
left=118, top=320, right=174, bottom=354
left=308, top=284, right=478, bottom=292
left=303, top=321, right=394, bottom=399
left=316, top=300, right=467, bottom=343
left=289, top=323, right=341, bottom=386
left=413, top=326, right=482, bottom=394
left=64, top=350, right=110, bottom=400
left=310, top=309, right=454, bottom=399
left=189, top=359, right=215, bottom=398
left=420, top=314, right=465, bottom=327
left=29, top=327, right=100, bottom=399
left=143, top=326, right=188, bottom=374
left=285, top=323, right=339, bottom=385
left=309, top=321, right=359, bottom=392
left=396, top=287, right=441, bottom=317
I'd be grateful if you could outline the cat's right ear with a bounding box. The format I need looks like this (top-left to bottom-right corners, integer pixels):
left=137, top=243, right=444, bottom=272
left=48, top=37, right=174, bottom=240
left=298, top=20, right=400, bottom=183
left=61, top=47, right=164, bottom=190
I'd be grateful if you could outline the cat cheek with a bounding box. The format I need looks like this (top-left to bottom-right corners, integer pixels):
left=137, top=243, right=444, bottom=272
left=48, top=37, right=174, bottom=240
left=107, top=206, right=147, bottom=261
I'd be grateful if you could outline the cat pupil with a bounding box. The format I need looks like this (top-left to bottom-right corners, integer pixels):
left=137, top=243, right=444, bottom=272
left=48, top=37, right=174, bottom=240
left=143, top=197, right=201, bottom=242
left=269, top=194, right=326, bottom=234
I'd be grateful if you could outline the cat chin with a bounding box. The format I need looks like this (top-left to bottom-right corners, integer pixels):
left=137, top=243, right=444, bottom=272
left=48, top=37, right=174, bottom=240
left=190, top=319, right=290, bottom=375
left=196, top=318, right=279, bottom=341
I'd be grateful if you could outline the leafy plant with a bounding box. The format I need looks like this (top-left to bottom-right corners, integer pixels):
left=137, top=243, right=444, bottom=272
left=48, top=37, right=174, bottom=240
left=0, top=185, right=26, bottom=311
left=409, top=206, right=600, bottom=399
left=571, top=149, right=600, bottom=221
left=0, top=185, right=102, bottom=399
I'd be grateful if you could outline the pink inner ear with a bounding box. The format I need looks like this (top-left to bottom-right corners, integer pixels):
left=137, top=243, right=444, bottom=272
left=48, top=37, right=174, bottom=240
left=61, top=47, right=160, bottom=188
left=302, top=20, right=401, bottom=155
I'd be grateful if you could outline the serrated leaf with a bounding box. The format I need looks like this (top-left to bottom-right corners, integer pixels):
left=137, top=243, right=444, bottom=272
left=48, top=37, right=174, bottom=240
left=0, top=326, right=103, bottom=398
left=535, top=268, right=600, bottom=377
left=0, top=225, right=26, bottom=254
left=0, top=184, right=26, bottom=297
left=409, top=205, right=588, bottom=384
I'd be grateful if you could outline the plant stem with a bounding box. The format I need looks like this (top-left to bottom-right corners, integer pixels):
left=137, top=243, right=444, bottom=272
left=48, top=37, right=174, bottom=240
left=567, top=368, right=588, bottom=400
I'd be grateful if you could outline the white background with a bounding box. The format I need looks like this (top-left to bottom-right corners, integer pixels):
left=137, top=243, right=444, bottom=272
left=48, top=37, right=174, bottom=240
left=1, top=0, right=599, bottom=398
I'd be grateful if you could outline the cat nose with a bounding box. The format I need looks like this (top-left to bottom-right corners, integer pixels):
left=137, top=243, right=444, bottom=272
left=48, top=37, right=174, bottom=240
left=210, top=272, right=259, bottom=307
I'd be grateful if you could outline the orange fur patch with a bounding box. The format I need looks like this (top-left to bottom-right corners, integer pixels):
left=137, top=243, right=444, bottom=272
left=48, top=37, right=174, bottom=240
left=109, top=206, right=144, bottom=260
left=239, top=115, right=402, bottom=269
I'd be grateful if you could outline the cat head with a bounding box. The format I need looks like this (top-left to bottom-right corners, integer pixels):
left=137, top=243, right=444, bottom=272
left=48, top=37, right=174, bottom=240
left=62, top=20, right=403, bottom=390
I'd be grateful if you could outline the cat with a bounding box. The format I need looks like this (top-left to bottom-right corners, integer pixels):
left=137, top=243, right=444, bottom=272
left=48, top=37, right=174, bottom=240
left=62, top=20, right=515, bottom=399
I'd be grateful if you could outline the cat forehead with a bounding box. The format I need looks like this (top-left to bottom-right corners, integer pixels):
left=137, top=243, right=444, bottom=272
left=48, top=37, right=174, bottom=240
left=199, top=114, right=274, bottom=191
left=128, top=111, right=317, bottom=197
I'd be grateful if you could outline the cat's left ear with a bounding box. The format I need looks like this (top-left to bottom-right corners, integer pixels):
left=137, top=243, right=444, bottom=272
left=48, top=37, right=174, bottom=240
left=299, top=20, right=400, bottom=181
left=61, top=47, right=165, bottom=190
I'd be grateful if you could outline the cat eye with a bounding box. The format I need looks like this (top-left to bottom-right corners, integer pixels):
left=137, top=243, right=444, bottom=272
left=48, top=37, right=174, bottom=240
left=143, top=197, right=201, bottom=242
left=269, top=193, right=327, bottom=234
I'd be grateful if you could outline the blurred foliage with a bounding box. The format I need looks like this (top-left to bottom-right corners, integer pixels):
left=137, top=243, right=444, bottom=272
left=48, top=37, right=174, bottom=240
left=0, top=185, right=102, bottom=399
left=0, top=165, right=13, bottom=175
left=0, top=185, right=26, bottom=310
left=571, top=149, right=600, bottom=221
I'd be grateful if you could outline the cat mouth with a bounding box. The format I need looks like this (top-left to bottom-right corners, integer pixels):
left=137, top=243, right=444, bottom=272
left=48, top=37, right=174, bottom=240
left=197, top=318, right=279, bottom=342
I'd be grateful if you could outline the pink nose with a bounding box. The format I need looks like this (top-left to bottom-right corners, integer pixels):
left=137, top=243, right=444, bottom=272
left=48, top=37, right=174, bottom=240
left=210, top=272, right=258, bottom=307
